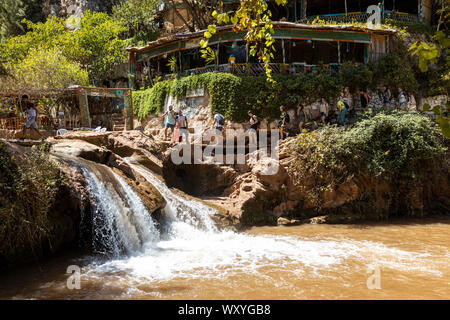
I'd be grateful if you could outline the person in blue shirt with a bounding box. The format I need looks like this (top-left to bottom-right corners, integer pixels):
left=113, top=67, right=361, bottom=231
left=382, top=85, right=392, bottom=111
left=163, top=104, right=176, bottom=140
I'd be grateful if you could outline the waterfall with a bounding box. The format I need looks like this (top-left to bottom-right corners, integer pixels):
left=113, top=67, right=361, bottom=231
left=72, top=157, right=444, bottom=289
left=126, top=159, right=218, bottom=233
left=80, top=162, right=160, bottom=257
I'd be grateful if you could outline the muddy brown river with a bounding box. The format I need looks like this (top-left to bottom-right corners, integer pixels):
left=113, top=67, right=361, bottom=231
left=1, top=219, right=449, bottom=300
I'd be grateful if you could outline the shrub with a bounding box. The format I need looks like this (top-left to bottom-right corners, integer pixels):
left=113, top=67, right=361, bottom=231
left=288, top=112, right=446, bottom=213
left=0, top=143, right=62, bottom=264
left=372, top=50, right=419, bottom=95
left=133, top=72, right=344, bottom=122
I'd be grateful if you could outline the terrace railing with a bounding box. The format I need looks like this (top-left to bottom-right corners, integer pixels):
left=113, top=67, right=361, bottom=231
left=301, top=11, right=420, bottom=24
left=0, top=117, right=25, bottom=130
left=159, top=62, right=342, bottom=82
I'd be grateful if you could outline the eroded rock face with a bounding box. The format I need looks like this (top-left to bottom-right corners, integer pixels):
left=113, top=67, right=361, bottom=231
left=201, top=136, right=450, bottom=227
left=52, top=131, right=166, bottom=174
left=51, top=138, right=166, bottom=215
left=112, top=167, right=166, bottom=216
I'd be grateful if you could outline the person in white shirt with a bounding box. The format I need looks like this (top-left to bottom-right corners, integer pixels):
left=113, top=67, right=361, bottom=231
left=20, top=95, right=43, bottom=140
left=176, top=110, right=189, bottom=143
left=398, top=87, right=408, bottom=111
left=319, top=98, right=329, bottom=125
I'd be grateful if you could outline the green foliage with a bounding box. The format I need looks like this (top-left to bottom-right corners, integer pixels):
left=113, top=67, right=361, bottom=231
left=112, top=0, right=159, bottom=34
left=383, top=19, right=433, bottom=37
left=204, top=0, right=288, bottom=81
left=166, top=55, right=178, bottom=73
left=112, top=0, right=160, bottom=46
left=409, top=20, right=449, bottom=138
left=0, top=11, right=127, bottom=82
left=0, top=142, right=62, bottom=263
left=372, top=50, right=419, bottom=95
left=340, top=62, right=373, bottom=93
left=0, top=0, right=26, bottom=41
left=289, top=112, right=446, bottom=212
left=133, top=80, right=171, bottom=119
left=1, top=47, right=89, bottom=91
left=122, top=29, right=159, bottom=48
left=133, top=72, right=344, bottom=122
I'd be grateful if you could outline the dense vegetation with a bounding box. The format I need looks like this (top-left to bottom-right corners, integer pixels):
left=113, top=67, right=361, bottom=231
left=132, top=44, right=427, bottom=123
left=133, top=72, right=344, bottom=122
left=0, top=11, right=127, bottom=86
left=288, top=112, right=447, bottom=215
left=0, top=142, right=63, bottom=265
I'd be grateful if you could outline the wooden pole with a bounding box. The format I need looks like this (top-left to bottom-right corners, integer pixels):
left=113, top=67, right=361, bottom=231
left=338, top=41, right=341, bottom=64
left=294, top=0, right=297, bottom=21
left=217, top=43, right=220, bottom=68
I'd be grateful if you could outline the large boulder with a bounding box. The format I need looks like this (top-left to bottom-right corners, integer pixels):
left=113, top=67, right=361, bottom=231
left=52, top=131, right=166, bottom=174
left=51, top=139, right=165, bottom=215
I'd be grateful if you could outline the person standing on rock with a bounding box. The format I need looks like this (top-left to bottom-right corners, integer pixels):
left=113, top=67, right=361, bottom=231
left=247, top=110, right=259, bottom=146
left=360, top=89, right=370, bottom=109
left=278, top=105, right=290, bottom=141
left=213, top=110, right=225, bottom=134
left=163, top=105, right=176, bottom=140
left=319, top=98, right=329, bottom=125
left=398, top=87, right=408, bottom=111
left=176, top=110, right=189, bottom=143
left=382, top=85, right=392, bottom=111
left=297, top=104, right=307, bottom=132
left=337, top=100, right=349, bottom=127
left=19, top=95, right=44, bottom=141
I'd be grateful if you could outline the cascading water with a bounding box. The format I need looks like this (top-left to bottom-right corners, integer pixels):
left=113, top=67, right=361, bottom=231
left=79, top=162, right=160, bottom=257
left=0, top=157, right=448, bottom=299
left=77, top=159, right=448, bottom=293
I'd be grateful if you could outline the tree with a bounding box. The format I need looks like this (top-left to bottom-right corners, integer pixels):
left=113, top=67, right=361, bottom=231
left=202, top=0, right=287, bottom=81
left=63, top=11, right=128, bottom=81
left=0, top=11, right=128, bottom=82
left=0, top=47, right=89, bottom=91
left=0, top=0, right=26, bottom=41
left=409, top=0, right=449, bottom=137
left=112, top=0, right=160, bottom=46
left=113, top=0, right=159, bottom=35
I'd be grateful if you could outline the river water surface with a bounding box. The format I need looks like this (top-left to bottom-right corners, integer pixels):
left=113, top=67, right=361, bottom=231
left=0, top=161, right=448, bottom=300
left=0, top=220, right=449, bottom=300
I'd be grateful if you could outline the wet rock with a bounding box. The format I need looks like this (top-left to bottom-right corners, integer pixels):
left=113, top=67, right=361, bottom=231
left=52, top=131, right=165, bottom=174
left=277, top=217, right=302, bottom=226
left=112, top=168, right=166, bottom=215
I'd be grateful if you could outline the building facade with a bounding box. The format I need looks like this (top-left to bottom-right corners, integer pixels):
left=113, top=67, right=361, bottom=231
left=127, top=0, right=432, bottom=88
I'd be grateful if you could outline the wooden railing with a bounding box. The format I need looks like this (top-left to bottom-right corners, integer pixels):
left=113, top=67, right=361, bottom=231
left=301, top=11, right=420, bottom=24
left=0, top=115, right=80, bottom=131
left=176, top=62, right=341, bottom=78
left=0, top=117, right=25, bottom=130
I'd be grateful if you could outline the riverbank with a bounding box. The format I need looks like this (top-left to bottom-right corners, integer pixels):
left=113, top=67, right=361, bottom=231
left=0, top=217, right=449, bottom=299
left=0, top=111, right=448, bottom=270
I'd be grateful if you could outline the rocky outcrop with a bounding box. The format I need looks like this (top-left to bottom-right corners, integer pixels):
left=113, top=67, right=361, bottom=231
left=196, top=137, right=450, bottom=227
left=50, top=138, right=166, bottom=215
left=51, top=131, right=167, bottom=174
left=112, top=167, right=166, bottom=216
left=0, top=141, right=87, bottom=268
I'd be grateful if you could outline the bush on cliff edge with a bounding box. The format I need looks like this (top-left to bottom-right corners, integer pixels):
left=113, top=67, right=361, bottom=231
left=289, top=112, right=447, bottom=216
left=0, top=142, right=63, bottom=266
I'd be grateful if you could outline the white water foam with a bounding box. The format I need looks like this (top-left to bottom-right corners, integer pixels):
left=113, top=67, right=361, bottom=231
left=81, top=165, right=160, bottom=257
left=81, top=161, right=447, bottom=283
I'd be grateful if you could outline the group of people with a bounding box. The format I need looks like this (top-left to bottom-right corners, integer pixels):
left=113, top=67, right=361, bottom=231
left=163, top=104, right=189, bottom=143
left=381, top=86, right=410, bottom=111
left=360, top=86, right=410, bottom=111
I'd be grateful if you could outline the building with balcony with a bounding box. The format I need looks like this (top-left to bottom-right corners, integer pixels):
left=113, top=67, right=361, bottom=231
left=127, top=1, right=432, bottom=87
